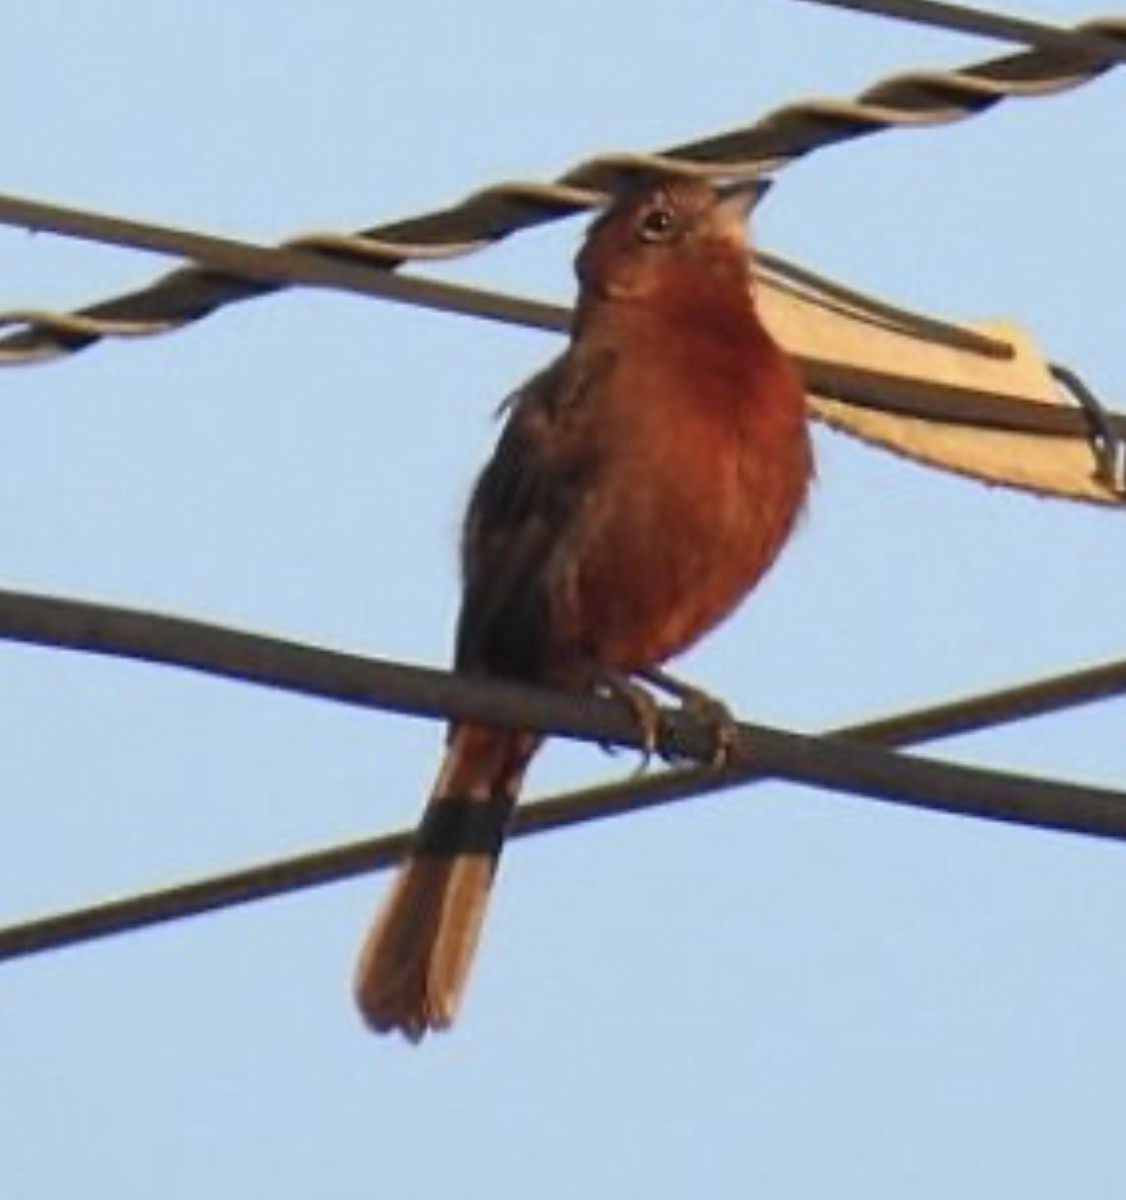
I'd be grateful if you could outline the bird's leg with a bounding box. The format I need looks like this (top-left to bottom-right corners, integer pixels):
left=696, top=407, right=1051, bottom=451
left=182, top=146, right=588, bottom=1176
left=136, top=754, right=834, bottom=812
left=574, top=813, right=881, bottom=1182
left=638, top=667, right=739, bottom=768
left=594, top=668, right=665, bottom=774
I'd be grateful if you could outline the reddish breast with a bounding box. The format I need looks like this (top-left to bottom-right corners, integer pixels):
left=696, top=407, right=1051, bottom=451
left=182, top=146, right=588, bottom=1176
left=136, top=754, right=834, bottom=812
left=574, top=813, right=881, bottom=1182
left=560, top=294, right=812, bottom=672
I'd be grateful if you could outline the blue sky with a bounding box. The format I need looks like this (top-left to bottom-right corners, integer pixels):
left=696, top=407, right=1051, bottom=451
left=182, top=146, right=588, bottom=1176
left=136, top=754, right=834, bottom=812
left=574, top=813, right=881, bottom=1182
left=2, top=3, right=1124, bottom=1197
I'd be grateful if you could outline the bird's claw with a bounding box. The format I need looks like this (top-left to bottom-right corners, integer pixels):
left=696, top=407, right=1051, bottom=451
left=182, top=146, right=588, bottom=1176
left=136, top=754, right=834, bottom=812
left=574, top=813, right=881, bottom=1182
left=639, top=668, right=739, bottom=768
left=681, top=689, right=739, bottom=768
left=597, top=670, right=665, bottom=774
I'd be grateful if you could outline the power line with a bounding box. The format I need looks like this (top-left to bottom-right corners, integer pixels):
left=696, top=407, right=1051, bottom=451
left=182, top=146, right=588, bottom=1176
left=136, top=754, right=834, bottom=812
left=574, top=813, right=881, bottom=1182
left=1, top=190, right=1013, bottom=358
left=4, top=188, right=1123, bottom=473
left=0, top=584, right=1124, bottom=840
left=0, top=14, right=1122, bottom=364
left=0, top=193, right=570, bottom=354
left=796, top=0, right=1126, bottom=61
left=1, top=650, right=1124, bottom=963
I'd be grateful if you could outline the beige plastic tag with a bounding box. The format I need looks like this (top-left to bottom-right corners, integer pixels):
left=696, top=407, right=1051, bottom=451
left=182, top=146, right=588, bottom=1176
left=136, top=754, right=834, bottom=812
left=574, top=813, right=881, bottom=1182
left=759, top=277, right=1123, bottom=508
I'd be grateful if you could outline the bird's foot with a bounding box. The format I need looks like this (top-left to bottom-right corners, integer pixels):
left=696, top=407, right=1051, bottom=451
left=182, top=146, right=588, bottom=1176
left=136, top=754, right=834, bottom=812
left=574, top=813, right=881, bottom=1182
left=639, top=668, right=739, bottom=768
left=596, top=669, right=665, bottom=775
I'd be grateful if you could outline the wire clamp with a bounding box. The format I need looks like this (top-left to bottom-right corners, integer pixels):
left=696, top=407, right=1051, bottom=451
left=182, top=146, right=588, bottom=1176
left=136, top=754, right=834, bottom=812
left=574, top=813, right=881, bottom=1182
left=1052, top=365, right=1126, bottom=497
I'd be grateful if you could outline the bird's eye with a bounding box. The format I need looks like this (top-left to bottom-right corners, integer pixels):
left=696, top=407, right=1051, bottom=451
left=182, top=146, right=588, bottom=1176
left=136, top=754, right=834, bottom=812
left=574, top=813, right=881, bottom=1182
left=637, top=205, right=677, bottom=243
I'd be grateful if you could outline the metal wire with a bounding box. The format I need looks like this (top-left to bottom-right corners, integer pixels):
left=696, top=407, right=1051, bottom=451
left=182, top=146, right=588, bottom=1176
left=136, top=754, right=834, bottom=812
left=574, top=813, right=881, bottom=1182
left=1052, top=364, right=1126, bottom=495
left=0, top=583, right=1124, bottom=834
left=0, top=15, right=1122, bottom=365
left=0, top=193, right=571, bottom=363
left=805, top=356, right=1126, bottom=444
left=796, top=0, right=1126, bottom=60
left=1, top=187, right=1123, bottom=476
left=0, top=629, right=1124, bottom=962
left=0, top=190, right=1017, bottom=361
left=755, top=252, right=1014, bottom=359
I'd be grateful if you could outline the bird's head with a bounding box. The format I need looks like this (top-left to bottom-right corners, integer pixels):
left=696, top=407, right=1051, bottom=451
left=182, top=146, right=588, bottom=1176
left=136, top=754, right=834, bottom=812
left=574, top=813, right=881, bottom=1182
left=575, top=176, right=769, bottom=308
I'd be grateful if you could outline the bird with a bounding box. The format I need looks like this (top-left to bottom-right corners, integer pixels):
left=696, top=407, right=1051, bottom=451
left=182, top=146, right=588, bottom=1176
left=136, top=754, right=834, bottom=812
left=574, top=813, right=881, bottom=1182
left=354, top=175, right=814, bottom=1041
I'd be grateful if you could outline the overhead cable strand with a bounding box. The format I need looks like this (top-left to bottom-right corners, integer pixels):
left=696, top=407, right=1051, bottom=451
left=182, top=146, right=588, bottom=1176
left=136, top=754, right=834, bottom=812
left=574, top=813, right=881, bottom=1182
left=0, top=14, right=1122, bottom=364
left=795, top=0, right=1126, bottom=60
left=0, top=193, right=570, bottom=356
left=0, top=192, right=1122, bottom=461
left=0, top=190, right=1015, bottom=358
left=755, top=252, right=1013, bottom=359
left=0, top=586, right=1125, bottom=845
left=0, top=651, right=1124, bottom=963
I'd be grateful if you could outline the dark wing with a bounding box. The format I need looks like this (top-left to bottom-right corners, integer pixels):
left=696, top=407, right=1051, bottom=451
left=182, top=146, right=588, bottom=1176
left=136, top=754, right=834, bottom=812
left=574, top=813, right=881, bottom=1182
left=455, top=346, right=616, bottom=683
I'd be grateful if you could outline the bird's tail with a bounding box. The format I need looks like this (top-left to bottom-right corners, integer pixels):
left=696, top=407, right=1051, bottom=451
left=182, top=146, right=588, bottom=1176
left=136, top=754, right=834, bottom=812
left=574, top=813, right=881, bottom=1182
left=354, top=724, right=538, bottom=1041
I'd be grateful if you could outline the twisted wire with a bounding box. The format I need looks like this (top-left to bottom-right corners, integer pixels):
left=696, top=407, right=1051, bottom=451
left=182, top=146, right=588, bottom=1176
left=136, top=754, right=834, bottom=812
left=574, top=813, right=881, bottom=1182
left=0, top=15, right=1122, bottom=365
left=0, top=189, right=1021, bottom=360
left=3, top=181, right=1124, bottom=477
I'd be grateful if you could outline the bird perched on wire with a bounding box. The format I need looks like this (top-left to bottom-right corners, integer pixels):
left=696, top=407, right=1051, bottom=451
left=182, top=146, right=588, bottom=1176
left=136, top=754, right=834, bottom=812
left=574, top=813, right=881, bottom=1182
left=354, top=174, right=813, bottom=1041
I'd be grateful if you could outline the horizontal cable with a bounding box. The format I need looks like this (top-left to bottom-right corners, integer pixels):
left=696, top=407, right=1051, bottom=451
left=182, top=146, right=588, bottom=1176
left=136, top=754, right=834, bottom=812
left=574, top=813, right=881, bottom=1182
left=1, top=189, right=1121, bottom=460
left=0, top=643, right=1124, bottom=962
left=804, top=357, right=1126, bottom=442
left=0, top=15, right=1122, bottom=364
left=0, top=193, right=570, bottom=357
left=1, top=651, right=1125, bottom=962
left=0, top=584, right=1125, bottom=836
left=796, top=0, right=1126, bottom=60
left=0, top=190, right=1016, bottom=359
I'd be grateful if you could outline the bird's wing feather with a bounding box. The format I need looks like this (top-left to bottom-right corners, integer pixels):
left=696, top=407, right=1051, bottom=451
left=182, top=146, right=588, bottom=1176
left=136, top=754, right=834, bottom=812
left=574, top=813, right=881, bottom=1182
left=455, top=346, right=617, bottom=681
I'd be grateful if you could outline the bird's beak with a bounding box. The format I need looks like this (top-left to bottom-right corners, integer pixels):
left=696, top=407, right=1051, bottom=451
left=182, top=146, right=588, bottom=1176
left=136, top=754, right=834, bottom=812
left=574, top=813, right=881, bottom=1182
left=709, top=177, right=772, bottom=247
left=714, top=177, right=773, bottom=221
